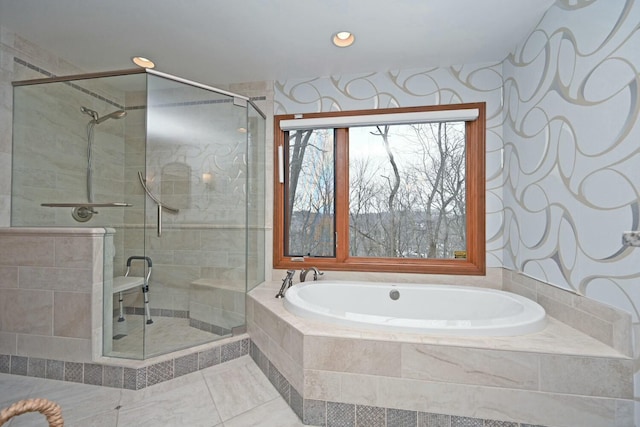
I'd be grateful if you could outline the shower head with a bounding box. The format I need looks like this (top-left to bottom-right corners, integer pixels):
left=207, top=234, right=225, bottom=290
left=81, top=106, right=127, bottom=124
left=80, top=106, right=99, bottom=121
left=94, top=109, right=127, bottom=124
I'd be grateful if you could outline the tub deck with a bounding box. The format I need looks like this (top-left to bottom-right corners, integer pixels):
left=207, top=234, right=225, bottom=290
left=252, top=280, right=624, bottom=357
left=248, top=280, right=633, bottom=427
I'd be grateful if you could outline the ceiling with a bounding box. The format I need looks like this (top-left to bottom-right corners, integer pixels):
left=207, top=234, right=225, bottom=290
left=0, top=0, right=556, bottom=87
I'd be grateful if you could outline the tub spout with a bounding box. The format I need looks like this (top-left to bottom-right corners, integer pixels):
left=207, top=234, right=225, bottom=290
left=275, top=270, right=296, bottom=298
left=300, top=267, right=323, bottom=282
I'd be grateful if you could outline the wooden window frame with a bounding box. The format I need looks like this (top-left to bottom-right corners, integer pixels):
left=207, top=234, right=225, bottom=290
left=274, top=102, right=485, bottom=275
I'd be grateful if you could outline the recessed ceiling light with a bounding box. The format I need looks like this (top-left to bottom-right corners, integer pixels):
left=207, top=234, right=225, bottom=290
left=132, top=56, right=155, bottom=69
left=332, top=31, right=355, bottom=48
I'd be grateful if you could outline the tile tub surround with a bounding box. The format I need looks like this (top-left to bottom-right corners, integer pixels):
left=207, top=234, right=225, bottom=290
left=250, top=342, right=555, bottom=427
left=502, top=269, right=633, bottom=357
left=248, top=279, right=634, bottom=427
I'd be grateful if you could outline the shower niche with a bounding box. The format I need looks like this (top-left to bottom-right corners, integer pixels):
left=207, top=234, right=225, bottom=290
left=11, top=69, right=266, bottom=360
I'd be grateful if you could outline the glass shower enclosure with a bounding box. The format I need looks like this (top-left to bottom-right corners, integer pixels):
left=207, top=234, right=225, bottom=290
left=11, top=69, right=265, bottom=359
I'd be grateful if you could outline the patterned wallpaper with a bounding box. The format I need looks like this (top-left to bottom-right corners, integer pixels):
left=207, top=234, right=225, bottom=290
left=504, top=0, right=640, bottom=322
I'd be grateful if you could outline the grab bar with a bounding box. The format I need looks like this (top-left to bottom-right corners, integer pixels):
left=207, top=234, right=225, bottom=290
left=41, top=202, right=132, bottom=207
left=137, top=171, right=179, bottom=237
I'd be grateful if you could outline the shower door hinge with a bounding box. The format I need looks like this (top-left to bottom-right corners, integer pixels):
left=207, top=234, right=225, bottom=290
left=233, top=97, right=247, bottom=108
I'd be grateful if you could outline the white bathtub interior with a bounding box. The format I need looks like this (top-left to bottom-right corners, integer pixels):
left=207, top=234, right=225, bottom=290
left=284, top=280, right=547, bottom=336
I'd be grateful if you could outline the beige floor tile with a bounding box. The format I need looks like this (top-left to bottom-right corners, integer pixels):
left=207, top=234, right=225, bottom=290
left=116, top=369, right=222, bottom=427
left=0, top=374, right=39, bottom=407
left=27, top=379, right=123, bottom=424
left=60, top=409, right=118, bottom=427
left=0, top=356, right=302, bottom=427
left=203, top=356, right=279, bottom=421
left=222, top=398, right=305, bottom=427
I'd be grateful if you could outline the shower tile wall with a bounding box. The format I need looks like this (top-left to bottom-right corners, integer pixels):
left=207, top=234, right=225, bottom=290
left=0, top=25, right=87, bottom=227
left=10, top=68, right=128, bottom=229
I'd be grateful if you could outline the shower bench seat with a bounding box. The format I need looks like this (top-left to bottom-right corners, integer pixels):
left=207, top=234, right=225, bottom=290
left=189, top=279, right=245, bottom=335
left=113, top=276, right=144, bottom=293
left=113, top=256, right=153, bottom=325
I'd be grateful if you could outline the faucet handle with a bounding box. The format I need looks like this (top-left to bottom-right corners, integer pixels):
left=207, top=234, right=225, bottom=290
left=276, top=270, right=296, bottom=298
left=283, top=270, right=295, bottom=283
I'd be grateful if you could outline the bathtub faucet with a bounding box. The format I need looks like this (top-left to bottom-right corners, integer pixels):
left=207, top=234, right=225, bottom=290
left=300, top=267, right=323, bottom=282
left=275, top=270, right=296, bottom=298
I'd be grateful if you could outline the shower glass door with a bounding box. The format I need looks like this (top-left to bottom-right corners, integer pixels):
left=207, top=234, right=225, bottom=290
left=142, top=73, right=250, bottom=357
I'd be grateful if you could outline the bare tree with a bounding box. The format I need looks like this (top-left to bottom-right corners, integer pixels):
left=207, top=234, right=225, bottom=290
left=408, top=122, right=466, bottom=257
left=286, top=121, right=466, bottom=260
left=371, top=125, right=401, bottom=256
left=350, top=156, right=380, bottom=255
left=286, top=129, right=313, bottom=238
left=350, top=122, right=466, bottom=259
left=286, top=129, right=335, bottom=256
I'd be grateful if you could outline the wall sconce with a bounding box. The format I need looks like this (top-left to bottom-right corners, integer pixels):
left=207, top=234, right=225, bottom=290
left=202, top=172, right=214, bottom=188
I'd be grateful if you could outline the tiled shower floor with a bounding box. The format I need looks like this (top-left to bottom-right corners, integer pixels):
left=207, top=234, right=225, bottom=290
left=0, top=356, right=304, bottom=427
left=110, top=315, right=226, bottom=359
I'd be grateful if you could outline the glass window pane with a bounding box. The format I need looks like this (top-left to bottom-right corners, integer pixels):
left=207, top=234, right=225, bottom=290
left=285, top=129, right=335, bottom=257
left=348, top=123, right=466, bottom=259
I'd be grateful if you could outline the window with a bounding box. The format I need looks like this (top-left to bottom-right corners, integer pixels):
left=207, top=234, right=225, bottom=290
left=274, top=103, right=485, bottom=275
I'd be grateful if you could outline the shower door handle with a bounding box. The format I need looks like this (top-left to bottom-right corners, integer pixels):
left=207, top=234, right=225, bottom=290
left=137, top=171, right=179, bottom=237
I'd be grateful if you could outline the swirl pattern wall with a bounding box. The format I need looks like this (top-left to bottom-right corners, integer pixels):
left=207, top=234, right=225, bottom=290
left=504, top=0, right=640, bottom=323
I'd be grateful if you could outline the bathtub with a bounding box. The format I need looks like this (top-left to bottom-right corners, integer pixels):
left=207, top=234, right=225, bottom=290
left=283, top=281, right=547, bottom=336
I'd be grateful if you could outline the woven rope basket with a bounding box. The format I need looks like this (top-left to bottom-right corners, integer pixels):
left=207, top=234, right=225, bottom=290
left=0, top=398, right=64, bottom=426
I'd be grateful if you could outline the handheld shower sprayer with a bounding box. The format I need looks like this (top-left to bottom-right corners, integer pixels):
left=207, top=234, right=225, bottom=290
left=80, top=106, right=127, bottom=124
left=81, top=106, right=127, bottom=203
left=95, top=109, right=127, bottom=124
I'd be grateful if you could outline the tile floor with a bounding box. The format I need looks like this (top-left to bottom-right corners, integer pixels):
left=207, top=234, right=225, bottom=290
left=110, top=315, right=224, bottom=359
left=0, top=356, right=304, bottom=427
